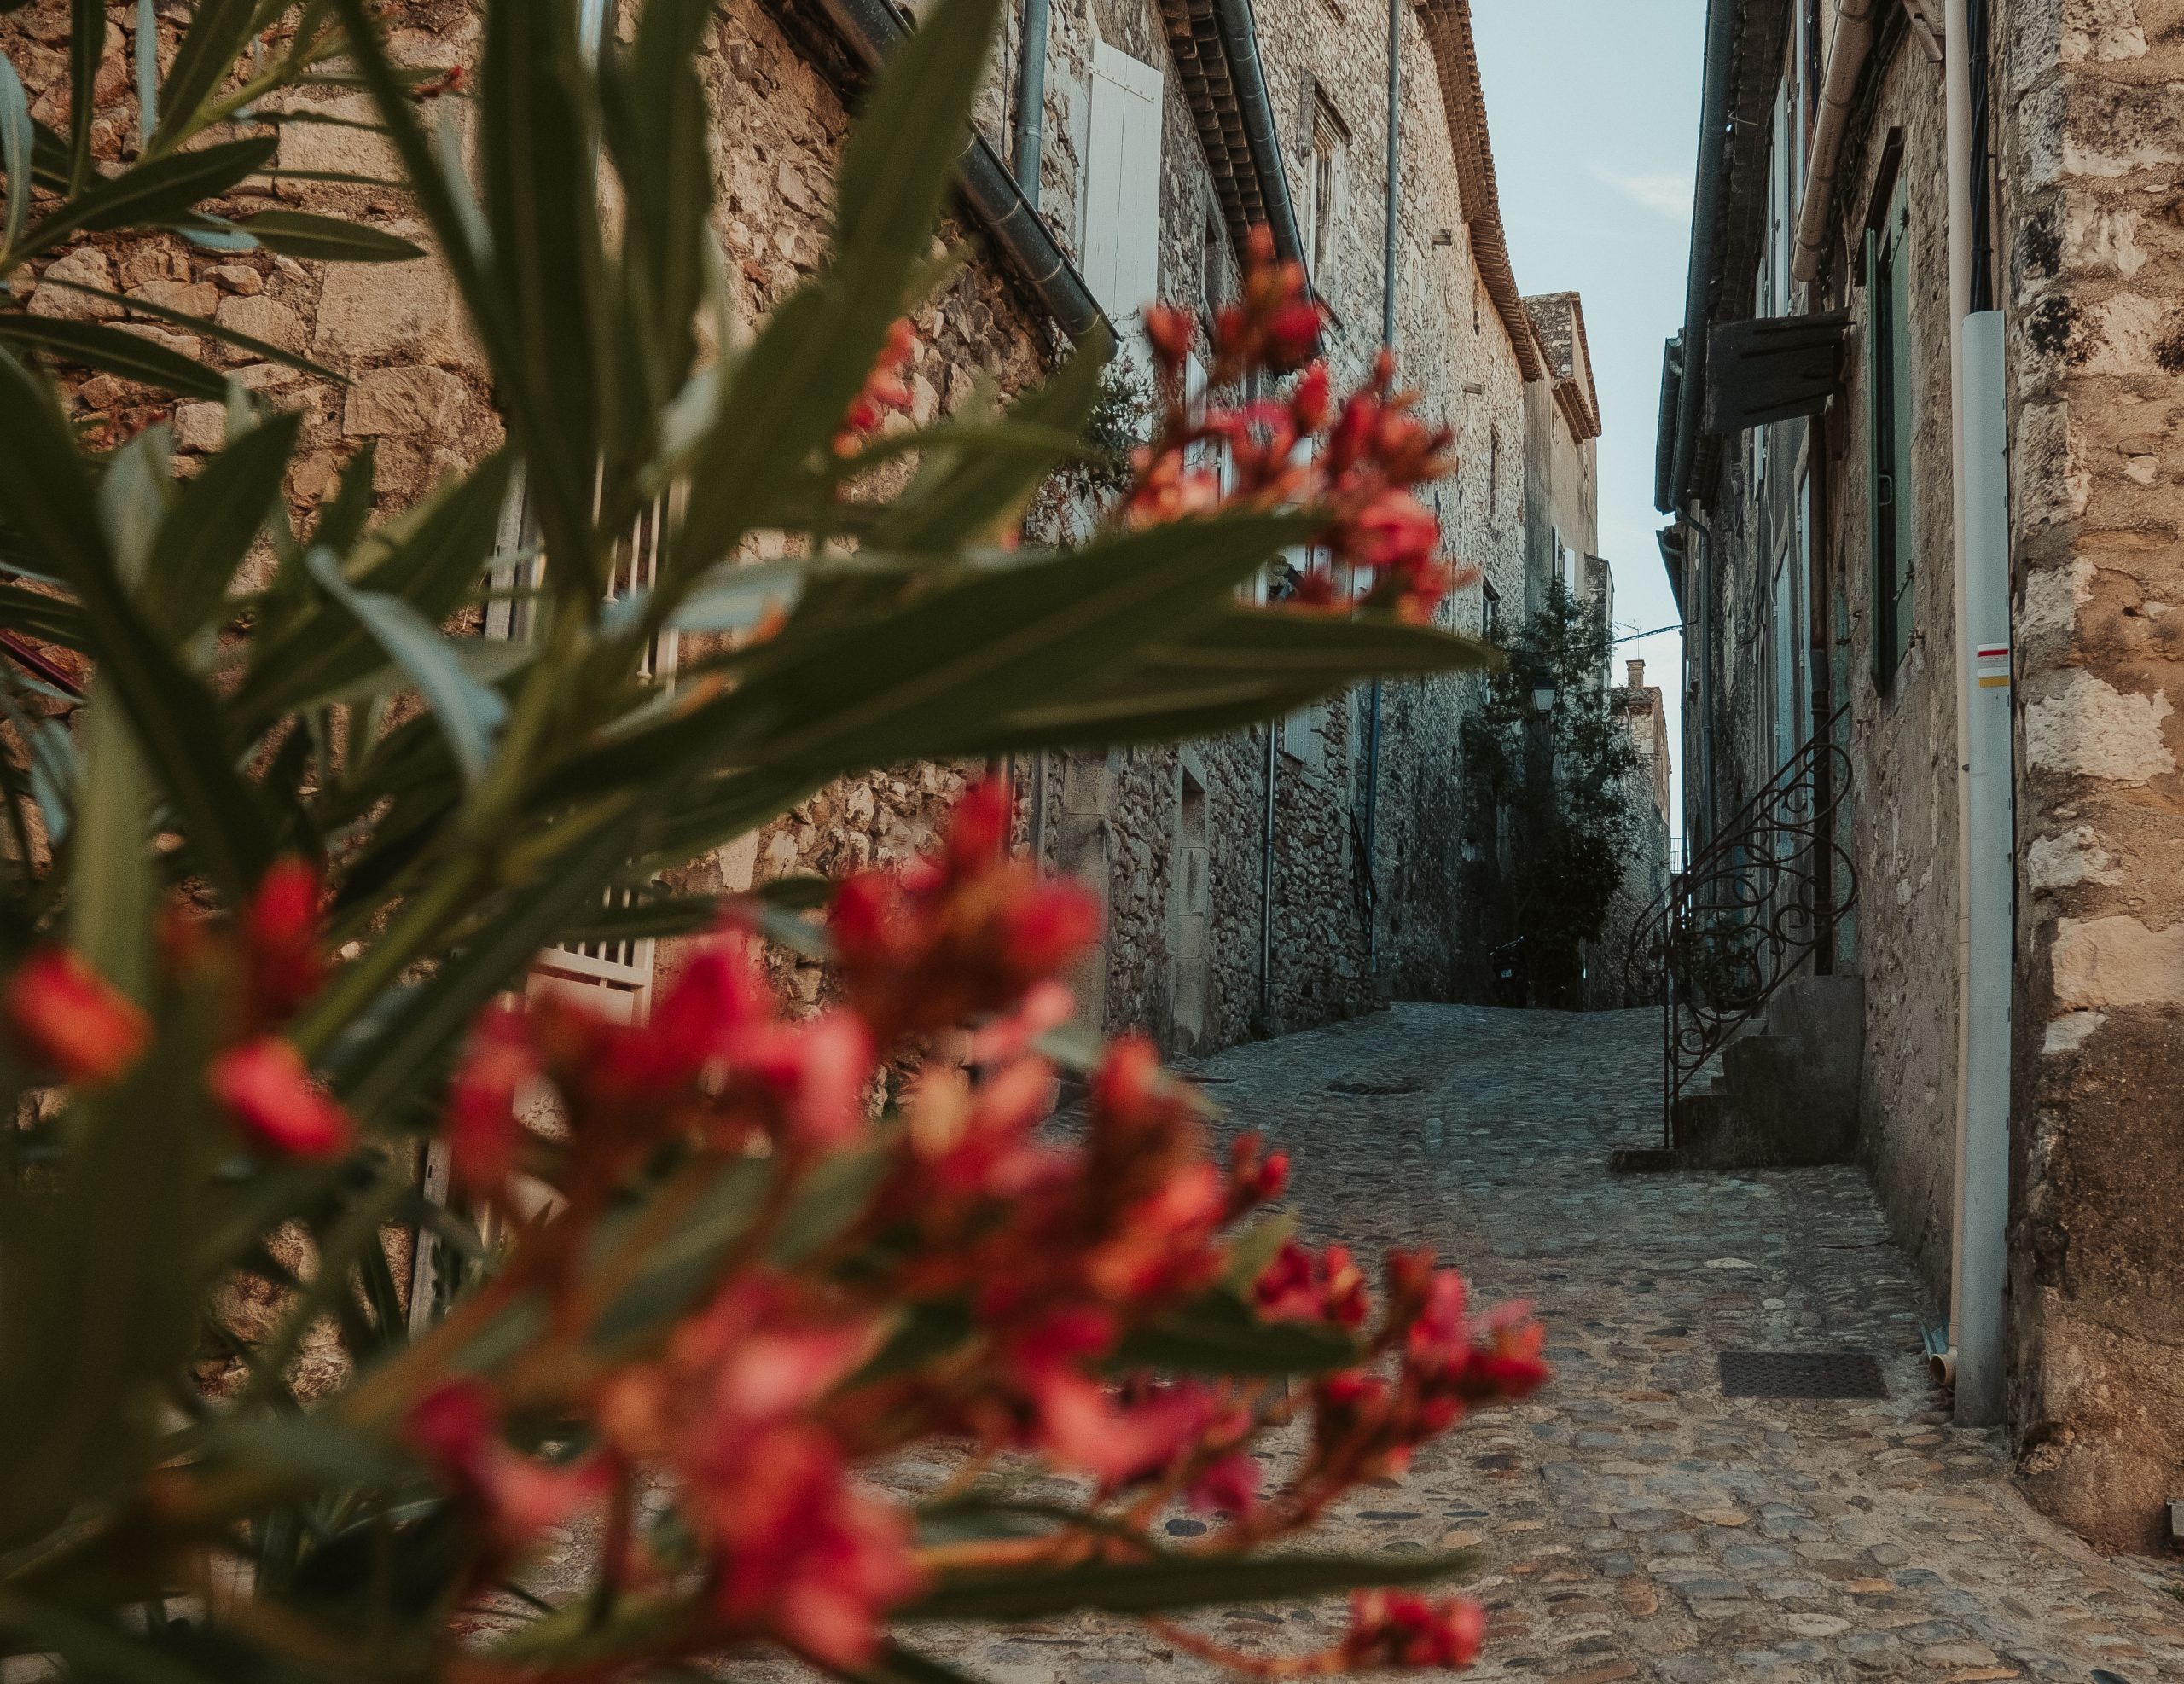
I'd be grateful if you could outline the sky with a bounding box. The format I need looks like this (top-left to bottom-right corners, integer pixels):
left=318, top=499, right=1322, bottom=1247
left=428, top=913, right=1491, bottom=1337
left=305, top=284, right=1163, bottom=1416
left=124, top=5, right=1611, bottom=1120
left=1471, top=0, right=1707, bottom=853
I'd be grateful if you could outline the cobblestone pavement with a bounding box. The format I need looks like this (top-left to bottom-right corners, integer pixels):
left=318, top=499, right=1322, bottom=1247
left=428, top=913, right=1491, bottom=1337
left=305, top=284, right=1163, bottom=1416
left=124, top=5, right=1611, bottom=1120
left=907, top=1004, right=2184, bottom=1684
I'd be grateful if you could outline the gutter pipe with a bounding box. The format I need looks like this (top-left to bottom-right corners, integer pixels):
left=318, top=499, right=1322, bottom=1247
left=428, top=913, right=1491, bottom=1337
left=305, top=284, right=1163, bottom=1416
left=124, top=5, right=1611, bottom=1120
left=1943, top=0, right=2013, bottom=1428
left=1361, top=0, right=1403, bottom=986
left=1664, top=0, right=1740, bottom=514
left=1209, top=0, right=1309, bottom=269
left=1011, top=0, right=1049, bottom=208
left=1790, top=0, right=1879, bottom=287
left=812, top=0, right=1105, bottom=340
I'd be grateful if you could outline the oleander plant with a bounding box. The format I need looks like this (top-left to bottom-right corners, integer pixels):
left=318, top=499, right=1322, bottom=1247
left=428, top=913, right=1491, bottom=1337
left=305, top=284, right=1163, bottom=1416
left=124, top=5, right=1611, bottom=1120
left=0, top=0, right=1536, bottom=1677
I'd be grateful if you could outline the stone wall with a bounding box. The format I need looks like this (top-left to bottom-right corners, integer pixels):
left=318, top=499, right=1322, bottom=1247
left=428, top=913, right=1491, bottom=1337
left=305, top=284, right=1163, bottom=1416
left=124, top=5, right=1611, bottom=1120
left=1995, top=0, right=2184, bottom=1553
left=1830, top=38, right=1964, bottom=1313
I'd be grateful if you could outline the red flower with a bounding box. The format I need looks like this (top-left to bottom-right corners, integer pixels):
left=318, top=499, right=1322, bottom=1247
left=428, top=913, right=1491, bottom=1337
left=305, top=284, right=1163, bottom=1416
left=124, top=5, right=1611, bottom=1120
left=707, top=1423, right=922, bottom=1669
left=446, top=1003, right=534, bottom=1194
left=1341, top=1588, right=1486, bottom=1670
left=243, top=856, right=325, bottom=1026
left=1339, top=488, right=1441, bottom=572
left=208, top=1037, right=353, bottom=1159
left=1143, top=302, right=1197, bottom=374
left=3, top=948, right=149, bottom=1085
left=407, top=1380, right=606, bottom=1555
left=835, top=318, right=920, bottom=456
left=732, top=1011, right=875, bottom=1151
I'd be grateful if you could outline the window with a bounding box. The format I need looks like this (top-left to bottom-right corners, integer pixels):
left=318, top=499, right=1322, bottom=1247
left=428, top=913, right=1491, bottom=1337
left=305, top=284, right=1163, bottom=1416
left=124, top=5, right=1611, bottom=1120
left=1480, top=576, right=1501, bottom=642
left=1201, top=213, right=1224, bottom=324
left=1472, top=276, right=1482, bottom=336
left=1302, top=90, right=1349, bottom=296
left=1082, top=41, right=1164, bottom=322
left=1866, top=184, right=1916, bottom=690
left=1488, top=426, right=1499, bottom=517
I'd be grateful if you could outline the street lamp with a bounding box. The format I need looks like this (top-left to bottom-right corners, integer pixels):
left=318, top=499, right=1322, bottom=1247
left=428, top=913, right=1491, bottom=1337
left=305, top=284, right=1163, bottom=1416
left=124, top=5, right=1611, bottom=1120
left=1531, top=671, right=1558, bottom=716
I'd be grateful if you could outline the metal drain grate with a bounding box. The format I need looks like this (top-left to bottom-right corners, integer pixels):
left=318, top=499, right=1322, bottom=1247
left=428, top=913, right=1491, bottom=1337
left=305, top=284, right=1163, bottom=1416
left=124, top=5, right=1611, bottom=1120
left=1719, top=1350, right=1888, bottom=1399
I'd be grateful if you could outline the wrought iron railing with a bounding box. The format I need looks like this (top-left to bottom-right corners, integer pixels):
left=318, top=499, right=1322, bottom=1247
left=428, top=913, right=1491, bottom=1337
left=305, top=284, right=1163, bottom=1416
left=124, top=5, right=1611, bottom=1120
left=1624, top=706, right=1857, bottom=1147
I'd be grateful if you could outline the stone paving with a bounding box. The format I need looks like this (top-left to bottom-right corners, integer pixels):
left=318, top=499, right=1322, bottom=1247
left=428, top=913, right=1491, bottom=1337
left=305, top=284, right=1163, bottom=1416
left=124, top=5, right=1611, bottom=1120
left=909, top=1004, right=2184, bottom=1684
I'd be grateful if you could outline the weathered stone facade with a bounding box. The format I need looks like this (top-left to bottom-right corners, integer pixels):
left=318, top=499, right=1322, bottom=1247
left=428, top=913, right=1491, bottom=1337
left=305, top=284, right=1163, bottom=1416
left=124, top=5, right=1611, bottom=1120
left=2, top=0, right=1574, bottom=1065
left=1594, top=659, right=1673, bottom=1010
left=1660, top=0, right=2184, bottom=1551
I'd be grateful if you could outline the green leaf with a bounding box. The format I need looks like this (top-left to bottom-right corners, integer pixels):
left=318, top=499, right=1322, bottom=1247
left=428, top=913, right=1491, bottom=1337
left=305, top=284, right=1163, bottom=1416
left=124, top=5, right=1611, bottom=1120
left=143, top=410, right=301, bottom=643
left=0, top=1594, right=227, bottom=1684
left=0, top=348, right=272, bottom=900
left=902, top=1549, right=1480, bottom=1623
left=478, top=0, right=607, bottom=603
left=1111, top=1287, right=1361, bottom=1378
left=766, top=1145, right=886, bottom=1267
left=1223, top=1211, right=1298, bottom=1292
left=0, top=312, right=228, bottom=399
left=71, top=684, right=155, bottom=1002
left=67, top=0, right=100, bottom=194
left=26, top=276, right=347, bottom=381
left=0, top=979, right=229, bottom=1551
left=1147, top=607, right=1496, bottom=679
left=240, top=450, right=513, bottom=725
left=666, top=0, right=1008, bottom=592
left=234, top=208, right=425, bottom=262
left=553, top=890, right=721, bottom=944
left=134, top=0, right=157, bottom=149
left=871, top=328, right=1113, bottom=553
left=150, top=0, right=258, bottom=150
left=0, top=47, right=32, bottom=257
left=305, top=547, right=508, bottom=784
left=666, top=556, right=805, bottom=633
left=0, top=580, right=90, bottom=650
left=16, top=134, right=276, bottom=266
left=586, top=1156, right=775, bottom=1353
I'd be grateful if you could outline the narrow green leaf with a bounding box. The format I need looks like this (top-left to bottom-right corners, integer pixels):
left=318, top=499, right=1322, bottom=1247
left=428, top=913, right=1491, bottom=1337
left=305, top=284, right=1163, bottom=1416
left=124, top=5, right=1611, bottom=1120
left=666, top=556, right=806, bottom=632
left=71, top=685, right=154, bottom=1002
left=0, top=312, right=227, bottom=399
left=28, top=276, right=347, bottom=381
left=479, top=0, right=606, bottom=601
left=16, top=134, right=276, bottom=267
left=134, top=0, right=157, bottom=149
left=0, top=348, right=273, bottom=899
left=67, top=0, right=101, bottom=194
left=142, top=410, right=301, bottom=642
left=240, top=450, right=512, bottom=725
left=305, top=548, right=507, bottom=784
left=553, top=891, right=721, bottom=944
left=872, top=328, right=1113, bottom=553
left=97, top=423, right=172, bottom=588
left=150, top=0, right=258, bottom=150
left=0, top=1594, right=226, bottom=1684
left=1112, top=1288, right=1360, bottom=1378
left=234, top=208, right=424, bottom=262
left=0, top=580, right=91, bottom=650
left=903, top=1550, right=1481, bottom=1623
left=0, top=48, right=32, bottom=258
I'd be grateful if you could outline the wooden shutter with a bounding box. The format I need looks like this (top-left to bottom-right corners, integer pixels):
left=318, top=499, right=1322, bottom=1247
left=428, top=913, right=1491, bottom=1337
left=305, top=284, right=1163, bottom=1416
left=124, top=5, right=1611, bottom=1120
left=1083, top=42, right=1164, bottom=323
left=1863, top=224, right=1896, bottom=693
left=1883, top=200, right=1917, bottom=681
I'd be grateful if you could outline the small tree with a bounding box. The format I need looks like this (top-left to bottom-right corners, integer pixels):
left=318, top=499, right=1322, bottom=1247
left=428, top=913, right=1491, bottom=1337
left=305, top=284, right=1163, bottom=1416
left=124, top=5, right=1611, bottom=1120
left=1461, top=578, right=1641, bottom=1007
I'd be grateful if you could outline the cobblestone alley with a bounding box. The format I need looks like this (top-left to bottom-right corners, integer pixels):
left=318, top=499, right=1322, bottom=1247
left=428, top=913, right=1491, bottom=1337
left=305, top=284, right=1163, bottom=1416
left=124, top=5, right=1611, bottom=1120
left=927, top=1005, right=2184, bottom=1684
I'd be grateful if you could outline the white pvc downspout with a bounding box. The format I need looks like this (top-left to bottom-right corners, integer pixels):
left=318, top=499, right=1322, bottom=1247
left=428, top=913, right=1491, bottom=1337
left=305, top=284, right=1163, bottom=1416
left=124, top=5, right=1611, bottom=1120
left=1791, top=0, right=1879, bottom=287
left=1944, top=0, right=2014, bottom=1428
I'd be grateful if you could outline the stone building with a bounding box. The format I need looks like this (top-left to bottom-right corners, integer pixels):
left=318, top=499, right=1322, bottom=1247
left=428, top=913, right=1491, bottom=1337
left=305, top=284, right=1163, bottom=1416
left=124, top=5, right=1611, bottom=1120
left=1519, top=290, right=1604, bottom=622
left=3, top=0, right=1574, bottom=1056
left=1655, top=0, right=2184, bottom=1550
left=1593, top=659, right=1673, bottom=1010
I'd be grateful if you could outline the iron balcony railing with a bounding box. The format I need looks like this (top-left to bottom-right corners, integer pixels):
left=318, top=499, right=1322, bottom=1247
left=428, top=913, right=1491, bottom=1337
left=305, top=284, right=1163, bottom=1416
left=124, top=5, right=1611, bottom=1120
left=1624, top=706, right=1857, bottom=1147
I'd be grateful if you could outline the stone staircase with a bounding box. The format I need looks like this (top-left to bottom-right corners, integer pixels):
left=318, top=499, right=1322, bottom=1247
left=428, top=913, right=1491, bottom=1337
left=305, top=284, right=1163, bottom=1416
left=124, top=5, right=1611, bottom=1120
left=1655, top=972, right=1864, bottom=1170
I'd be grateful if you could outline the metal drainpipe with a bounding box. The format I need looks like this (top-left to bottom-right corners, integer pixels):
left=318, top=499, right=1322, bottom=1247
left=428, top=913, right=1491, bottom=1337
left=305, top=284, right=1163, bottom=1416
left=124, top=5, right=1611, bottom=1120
left=1362, top=0, right=1400, bottom=989
left=1944, top=0, right=2013, bottom=1429
left=1209, top=0, right=1309, bottom=269
left=810, top=0, right=1104, bottom=340
left=1011, top=0, right=1048, bottom=207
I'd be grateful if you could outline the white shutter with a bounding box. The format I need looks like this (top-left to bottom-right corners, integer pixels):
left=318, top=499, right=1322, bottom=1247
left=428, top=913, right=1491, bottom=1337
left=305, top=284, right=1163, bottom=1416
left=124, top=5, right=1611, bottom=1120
left=1083, top=42, right=1165, bottom=323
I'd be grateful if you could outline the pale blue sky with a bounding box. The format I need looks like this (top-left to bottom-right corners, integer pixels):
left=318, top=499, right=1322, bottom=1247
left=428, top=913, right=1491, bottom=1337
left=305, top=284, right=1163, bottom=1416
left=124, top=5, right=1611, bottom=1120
left=1472, top=0, right=1705, bottom=844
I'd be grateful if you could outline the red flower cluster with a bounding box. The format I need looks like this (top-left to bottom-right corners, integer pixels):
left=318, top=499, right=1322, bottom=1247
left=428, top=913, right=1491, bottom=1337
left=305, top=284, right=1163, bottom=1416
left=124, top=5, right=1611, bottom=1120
left=830, top=780, right=1099, bottom=1044
left=1339, top=1589, right=1487, bottom=1672
left=2, top=858, right=351, bottom=1159
left=1131, top=227, right=1473, bottom=626
left=383, top=787, right=1540, bottom=1677
left=835, top=317, right=920, bottom=456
